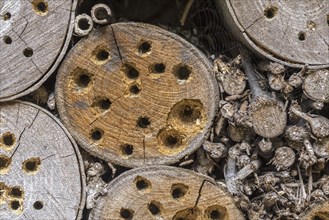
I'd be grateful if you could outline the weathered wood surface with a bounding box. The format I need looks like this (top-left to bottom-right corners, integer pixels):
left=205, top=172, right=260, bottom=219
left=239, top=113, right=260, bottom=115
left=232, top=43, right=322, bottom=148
left=90, top=165, right=244, bottom=220
left=55, top=22, right=219, bottom=167
left=218, top=0, right=329, bottom=68
left=0, top=0, right=76, bottom=101
left=0, top=101, right=85, bottom=220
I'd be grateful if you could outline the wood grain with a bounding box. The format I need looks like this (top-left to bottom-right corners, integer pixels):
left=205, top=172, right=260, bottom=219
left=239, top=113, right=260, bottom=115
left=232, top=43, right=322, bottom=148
left=218, top=0, right=329, bottom=69
left=0, top=0, right=76, bottom=101
left=89, top=166, right=244, bottom=220
left=0, top=101, right=85, bottom=220
left=55, top=22, right=219, bottom=167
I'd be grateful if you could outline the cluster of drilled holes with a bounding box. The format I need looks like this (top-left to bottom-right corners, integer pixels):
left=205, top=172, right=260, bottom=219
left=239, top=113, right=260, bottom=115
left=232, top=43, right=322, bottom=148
left=23, top=48, right=33, bottom=57
left=264, top=6, right=278, bottom=19
left=3, top=12, right=11, bottom=21
left=120, top=208, right=134, bottom=220
left=138, top=41, right=151, bottom=54
left=173, top=64, right=192, bottom=80
left=32, top=0, right=48, bottom=15
left=91, top=128, right=104, bottom=141
left=137, top=116, right=151, bottom=128
left=78, top=18, right=91, bottom=31
left=150, top=63, right=166, bottom=74
left=171, top=184, right=188, bottom=199
left=2, top=132, right=15, bottom=147
left=121, top=144, right=134, bottom=156
left=0, top=155, right=11, bottom=171
left=298, top=31, right=306, bottom=41
left=22, top=157, right=41, bottom=173
left=3, top=36, right=12, bottom=44
left=129, top=84, right=141, bottom=95
left=33, top=201, right=44, bottom=210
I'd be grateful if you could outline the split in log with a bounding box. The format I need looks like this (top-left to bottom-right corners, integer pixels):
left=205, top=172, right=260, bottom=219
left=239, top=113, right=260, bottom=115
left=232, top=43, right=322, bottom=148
left=0, top=101, right=85, bottom=219
left=89, top=165, right=244, bottom=220
left=55, top=22, right=219, bottom=167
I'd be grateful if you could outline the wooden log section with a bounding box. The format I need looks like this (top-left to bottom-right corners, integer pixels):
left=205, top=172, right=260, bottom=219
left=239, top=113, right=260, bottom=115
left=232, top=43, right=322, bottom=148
left=0, top=101, right=85, bottom=220
left=0, top=0, right=76, bottom=101
left=55, top=22, right=219, bottom=167
left=89, top=166, right=244, bottom=220
left=218, top=0, right=329, bottom=69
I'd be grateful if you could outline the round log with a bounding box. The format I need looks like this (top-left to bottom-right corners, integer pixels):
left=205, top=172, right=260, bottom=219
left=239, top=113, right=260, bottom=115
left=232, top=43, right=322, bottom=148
left=55, top=22, right=219, bottom=167
left=0, top=0, right=77, bottom=101
left=217, top=0, right=329, bottom=69
left=0, top=101, right=85, bottom=219
left=89, top=165, right=244, bottom=220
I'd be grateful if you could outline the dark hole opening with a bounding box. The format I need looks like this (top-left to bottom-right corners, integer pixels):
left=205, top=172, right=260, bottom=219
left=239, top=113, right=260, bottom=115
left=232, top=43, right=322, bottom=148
left=78, top=74, right=91, bottom=87
left=0, top=156, right=10, bottom=169
left=120, top=208, right=133, bottom=219
left=10, top=187, right=22, bottom=197
left=11, top=200, right=20, bottom=210
left=99, top=98, right=111, bottom=110
left=96, top=49, right=109, bottom=61
left=137, top=117, right=150, bottom=128
left=130, top=85, right=140, bottom=94
left=176, top=65, right=191, bottom=80
left=172, top=188, right=183, bottom=199
left=126, top=65, right=139, bottom=79
left=26, top=161, right=38, bottom=171
left=78, top=18, right=90, bottom=30
left=3, top=133, right=14, bottom=146
left=37, top=2, right=47, bottom=12
left=23, top=48, right=33, bottom=57
left=3, top=36, right=12, bottom=44
left=136, top=179, right=148, bottom=190
left=138, top=41, right=151, bottom=53
left=148, top=202, right=160, bottom=215
left=298, top=32, right=306, bottom=41
left=153, top=63, right=166, bottom=73
left=96, top=8, right=108, bottom=20
left=33, top=201, right=43, bottom=210
left=166, top=135, right=178, bottom=146
left=122, top=144, right=133, bottom=155
left=91, top=129, right=102, bottom=141
left=264, top=7, right=277, bottom=19
left=4, top=12, right=11, bottom=20
left=210, top=210, right=221, bottom=219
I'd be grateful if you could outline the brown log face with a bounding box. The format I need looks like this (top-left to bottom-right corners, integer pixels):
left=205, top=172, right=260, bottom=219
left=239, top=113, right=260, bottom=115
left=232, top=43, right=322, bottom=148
left=221, top=0, right=329, bottom=67
left=0, top=0, right=76, bottom=101
left=55, top=23, right=219, bottom=167
left=0, top=101, right=85, bottom=220
left=89, top=166, right=244, bottom=220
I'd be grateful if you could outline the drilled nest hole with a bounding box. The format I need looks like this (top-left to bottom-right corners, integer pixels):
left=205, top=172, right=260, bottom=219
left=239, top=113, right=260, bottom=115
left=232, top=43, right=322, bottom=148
left=34, top=201, right=44, bottom=210
left=134, top=176, right=151, bottom=191
left=0, top=155, right=11, bottom=171
left=137, top=116, right=151, bottom=128
left=9, top=187, right=23, bottom=198
left=158, top=129, right=183, bottom=148
left=129, top=84, right=141, bottom=95
left=298, top=31, right=306, bottom=41
left=148, top=201, right=163, bottom=216
left=72, top=68, right=93, bottom=90
left=171, top=183, right=188, bottom=199
left=90, top=128, right=104, bottom=141
left=3, top=12, right=11, bottom=21
left=10, top=200, right=21, bottom=210
left=120, top=208, right=134, bottom=220
left=173, top=64, right=192, bottom=80
left=2, top=132, right=15, bottom=147
left=149, top=63, right=166, bottom=74
left=32, top=0, right=48, bottom=15
left=205, top=205, right=227, bottom=220
left=264, top=6, right=278, bottom=19
left=22, top=157, right=41, bottom=173
left=121, top=144, right=134, bottom=156
left=92, top=97, right=112, bottom=111
left=138, top=40, right=152, bottom=54
left=23, top=48, right=33, bottom=57
left=3, top=36, right=12, bottom=44
left=170, top=99, right=204, bottom=125
left=122, top=64, right=139, bottom=79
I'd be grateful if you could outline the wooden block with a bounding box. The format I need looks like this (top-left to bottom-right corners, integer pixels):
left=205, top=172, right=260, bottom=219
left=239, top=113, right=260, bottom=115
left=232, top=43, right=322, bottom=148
left=0, top=101, right=85, bottom=219
left=89, top=166, right=244, bottom=220
left=55, top=22, right=219, bottom=167
left=218, top=0, right=329, bottom=69
left=0, top=0, right=77, bottom=101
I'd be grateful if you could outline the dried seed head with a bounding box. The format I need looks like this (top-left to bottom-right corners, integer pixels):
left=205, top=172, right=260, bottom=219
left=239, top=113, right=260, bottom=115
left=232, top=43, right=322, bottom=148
left=220, top=101, right=236, bottom=119
left=314, top=137, right=329, bottom=158
left=268, top=73, right=284, bottom=91
left=258, top=139, right=273, bottom=158
left=258, top=60, right=285, bottom=75
left=303, top=69, right=329, bottom=102
left=221, top=69, right=246, bottom=95
left=227, top=124, right=246, bottom=142
left=236, top=154, right=250, bottom=169
left=259, top=173, right=280, bottom=191
left=288, top=73, right=304, bottom=88
left=270, top=147, right=295, bottom=171
left=202, top=141, right=227, bottom=159
left=285, top=125, right=309, bottom=142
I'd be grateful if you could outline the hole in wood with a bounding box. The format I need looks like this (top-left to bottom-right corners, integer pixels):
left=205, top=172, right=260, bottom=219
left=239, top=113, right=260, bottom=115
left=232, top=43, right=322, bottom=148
left=2, top=132, right=15, bottom=146
left=78, top=18, right=90, bottom=31
left=10, top=200, right=21, bottom=210
left=23, top=48, right=33, bottom=57
left=158, top=129, right=183, bottom=148
left=138, top=41, right=151, bottom=54
left=0, top=155, right=11, bottom=172
left=77, top=73, right=91, bottom=88
left=92, top=97, right=111, bottom=112
left=148, top=201, right=162, bottom=215
left=150, top=63, right=166, bottom=73
left=120, top=208, right=134, bottom=220
left=96, top=49, right=109, bottom=61
left=264, top=6, right=278, bottom=19
left=3, top=36, right=12, bottom=44
left=129, top=84, right=140, bottom=95
left=32, top=0, right=48, bottom=16
left=22, top=157, right=41, bottom=173
left=171, top=183, right=188, bottom=199
left=298, top=32, right=306, bottom=41
left=91, top=128, right=103, bottom=141
left=205, top=205, right=227, bottom=220
left=3, top=12, right=11, bottom=21
left=173, top=64, right=192, bottom=80
left=134, top=176, right=151, bottom=191
left=9, top=186, right=23, bottom=198
left=123, top=64, right=139, bottom=79
left=121, top=144, right=134, bottom=156
left=137, top=116, right=150, bottom=128
left=33, top=201, right=44, bottom=210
